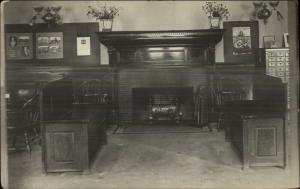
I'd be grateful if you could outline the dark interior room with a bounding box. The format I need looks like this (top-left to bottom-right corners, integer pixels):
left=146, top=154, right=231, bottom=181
left=1, top=1, right=299, bottom=188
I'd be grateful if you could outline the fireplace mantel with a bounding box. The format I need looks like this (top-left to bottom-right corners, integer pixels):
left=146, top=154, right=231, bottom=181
left=95, top=30, right=225, bottom=124
left=97, top=29, right=225, bottom=66
left=96, top=29, right=224, bottom=47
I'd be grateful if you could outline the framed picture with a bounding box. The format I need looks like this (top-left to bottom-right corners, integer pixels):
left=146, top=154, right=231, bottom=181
left=5, top=33, right=33, bottom=60
left=263, top=36, right=276, bottom=48
left=283, top=33, right=289, bottom=48
left=76, top=36, right=91, bottom=56
left=36, top=32, right=63, bottom=59
left=223, top=21, right=259, bottom=64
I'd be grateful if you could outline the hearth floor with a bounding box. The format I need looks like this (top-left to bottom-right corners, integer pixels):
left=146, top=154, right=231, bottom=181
left=115, top=123, right=211, bottom=134
left=6, top=131, right=293, bottom=189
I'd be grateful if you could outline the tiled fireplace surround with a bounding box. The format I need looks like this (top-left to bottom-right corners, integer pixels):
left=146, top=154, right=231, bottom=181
left=118, top=68, right=210, bottom=124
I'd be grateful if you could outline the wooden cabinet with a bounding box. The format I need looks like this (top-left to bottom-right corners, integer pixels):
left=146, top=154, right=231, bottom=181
left=263, top=48, right=289, bottom=83
left=231, top=116, right=284, bottom=168
left=41, top=78, right=109, bottom=173
left=43, top=118, right=107, bottom=173
left=43, top=121, right=89, bottom=172
left=259, top=48, right=290, bottom=108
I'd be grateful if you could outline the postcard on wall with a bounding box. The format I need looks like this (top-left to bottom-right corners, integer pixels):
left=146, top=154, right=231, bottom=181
left=5, top=33, right=33, bottom=60
left=36, top=32, right=63, bottom=59
left=77, top=36, right=91, bottom=56
left=223, top=21, right=259, bottom=64
left=232, top=27, right=251, bottom=55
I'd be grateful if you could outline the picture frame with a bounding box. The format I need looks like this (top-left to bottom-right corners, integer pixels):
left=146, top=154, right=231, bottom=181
left=76, top=36, right=91, bottom=56
left=263, top=35, right=277, bottom=48
left=223, top=21, right=259, bottom=64
left=283, top=33, right=289, bottom=48
left=5, top=33, right=33, bottom=60
left=36, top=32, right=63, bottom=59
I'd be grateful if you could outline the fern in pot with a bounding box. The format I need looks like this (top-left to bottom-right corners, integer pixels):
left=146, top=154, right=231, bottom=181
left=87, top=4, right=120, bottom=31
left=202, top=2, right=230, bottom=29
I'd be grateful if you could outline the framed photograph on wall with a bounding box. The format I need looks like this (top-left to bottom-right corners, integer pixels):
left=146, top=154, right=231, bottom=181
left=5, top=33, right=33, bottom=60
left=76, top=36, right=91, bottom=56
left=283, top=33, right=289, bottom=48
left=36, top=32, right=63, bottom=59
left=223, top=21, right=259, bottom=64
left=263, top=36, right=277, bottom=48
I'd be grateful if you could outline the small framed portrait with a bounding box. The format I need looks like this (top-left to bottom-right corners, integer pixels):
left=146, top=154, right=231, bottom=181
left=283, top=33, right=289, bottom=48
left=76, top=36, right=91, bottom=56
left=6, top=33, right=33, bottom=60
left=223, top=21, right=259, bottom=64
left=263, top=36, right=277, bottom=48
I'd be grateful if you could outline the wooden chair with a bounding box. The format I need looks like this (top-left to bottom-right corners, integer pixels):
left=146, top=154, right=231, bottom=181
left=73, top=80, right=109, bottom=104
left=7, top=94, right=40, bottom=155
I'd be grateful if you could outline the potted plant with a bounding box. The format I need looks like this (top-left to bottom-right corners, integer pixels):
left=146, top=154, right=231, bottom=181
left=202, top=2, right=230, bottom=29
left=87, top=4, right=120, bottom=31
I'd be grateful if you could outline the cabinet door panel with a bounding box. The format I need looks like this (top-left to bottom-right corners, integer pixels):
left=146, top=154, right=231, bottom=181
left=44, top=123, right=89, bottom=172
left=256, top=127, right=276, bottom=156
left=53, top=132, right=75, bottom=162
left=247, top=118, right=284, bottom=167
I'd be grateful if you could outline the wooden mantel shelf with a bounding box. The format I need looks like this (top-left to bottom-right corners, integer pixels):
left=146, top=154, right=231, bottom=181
left=96, top=29, right=225, bottom=47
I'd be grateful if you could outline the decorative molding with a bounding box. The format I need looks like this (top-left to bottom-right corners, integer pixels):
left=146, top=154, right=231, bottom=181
left=97, top=29, right=225, bottom=47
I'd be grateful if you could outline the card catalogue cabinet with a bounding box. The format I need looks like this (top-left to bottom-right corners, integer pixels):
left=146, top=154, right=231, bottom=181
left=264, top=48, right=289, bottom=83
left=260, top=48, right=290, bottom=108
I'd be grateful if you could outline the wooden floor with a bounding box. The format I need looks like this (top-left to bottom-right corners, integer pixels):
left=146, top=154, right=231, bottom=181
left=7, top=131, right=292, bottom=189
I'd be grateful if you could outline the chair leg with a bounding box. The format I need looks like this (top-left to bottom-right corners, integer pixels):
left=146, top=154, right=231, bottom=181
left=12, top=132, right=18, bottom=149
left=217, top=112, right=222, bottom=131
left=24, top=131, right=31, bottom=155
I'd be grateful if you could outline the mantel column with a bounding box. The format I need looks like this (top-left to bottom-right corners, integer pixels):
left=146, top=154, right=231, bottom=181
left=107, top=47, right=119, bottom=66
left=208, top=43, right=216, bottom=65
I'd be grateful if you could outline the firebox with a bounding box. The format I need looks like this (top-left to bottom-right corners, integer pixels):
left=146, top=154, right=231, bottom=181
left=132, top=87, right=194, bottom=124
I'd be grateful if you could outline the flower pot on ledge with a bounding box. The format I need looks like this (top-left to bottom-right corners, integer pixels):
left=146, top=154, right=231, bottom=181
left=99, top=18, right=114, bottom=32
left=210, top=17, right=221, bottom=29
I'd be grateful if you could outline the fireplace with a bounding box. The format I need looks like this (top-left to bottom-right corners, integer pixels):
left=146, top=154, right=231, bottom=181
left=97, top=29, right=224, bottom=126
left=132, top=87, right=194, bottom=124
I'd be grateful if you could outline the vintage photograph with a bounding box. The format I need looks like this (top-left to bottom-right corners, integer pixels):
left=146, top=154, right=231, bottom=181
left=5, top=33, right=33, bottom=59
left=36, top=32, right=63, bottom=59
left=1, top=1, right=299, bottom=189
left=77, top=36, right=91, bottom=56
left=263, top=35, right=276, bottom=48
left=232, top=27, right=252, bottom=55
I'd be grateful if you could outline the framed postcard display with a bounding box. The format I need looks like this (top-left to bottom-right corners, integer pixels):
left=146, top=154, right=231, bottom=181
left=263, top=36, right=277, bottom=48
left=223, top=21, right=259, bottom=64
left=36, top=32, right=63, bottom=59
left=6, top=33, right=33, bottom=60
left=76, top=36, right=91, bottom=56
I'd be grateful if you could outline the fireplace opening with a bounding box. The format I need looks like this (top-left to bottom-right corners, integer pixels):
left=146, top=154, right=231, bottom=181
left=132, top=87, right=194, bottom=125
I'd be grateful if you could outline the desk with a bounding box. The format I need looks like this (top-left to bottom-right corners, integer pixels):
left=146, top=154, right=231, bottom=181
left=42, top=105, right=108, bottom=173
left=230, top=115, right=284, bottom=169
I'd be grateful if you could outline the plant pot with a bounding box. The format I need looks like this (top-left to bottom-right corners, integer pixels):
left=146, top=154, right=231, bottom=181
left=99, top=18, right=114, bottom=32
left=210, top=17, right=221, bottom=29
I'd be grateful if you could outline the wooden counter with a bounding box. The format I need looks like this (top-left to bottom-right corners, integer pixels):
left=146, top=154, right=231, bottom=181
left=40, top=78, right=110, bottom=173
left=42, top=118, right=107, bottom=173
left=230, top=115, right=284, bottom=169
